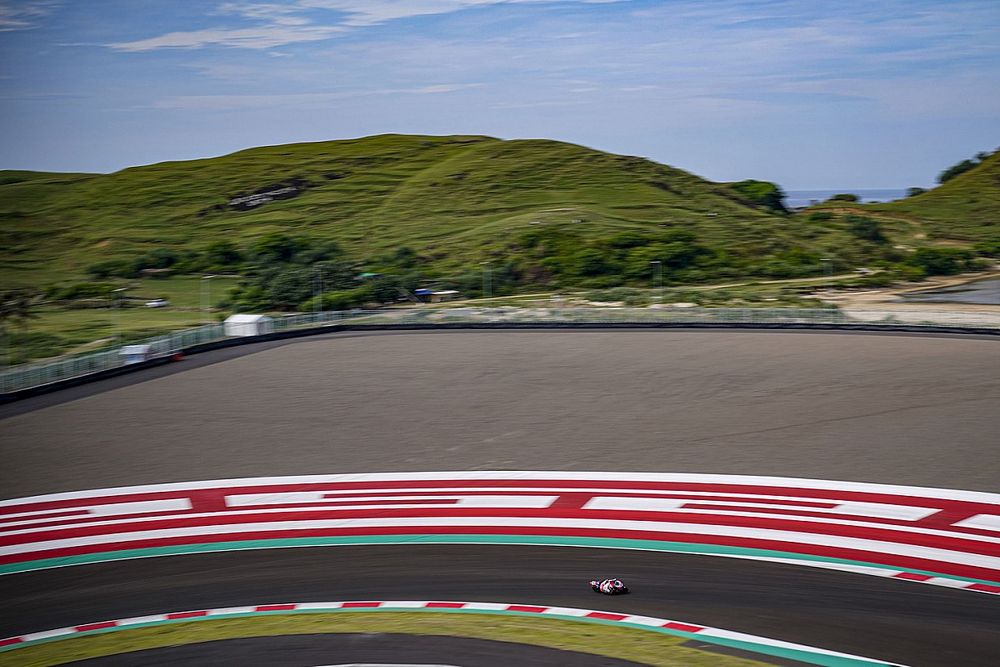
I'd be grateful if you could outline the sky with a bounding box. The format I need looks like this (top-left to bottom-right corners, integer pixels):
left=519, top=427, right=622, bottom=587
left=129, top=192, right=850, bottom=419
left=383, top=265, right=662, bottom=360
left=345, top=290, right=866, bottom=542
left=1, top=0, right=998, bottom=189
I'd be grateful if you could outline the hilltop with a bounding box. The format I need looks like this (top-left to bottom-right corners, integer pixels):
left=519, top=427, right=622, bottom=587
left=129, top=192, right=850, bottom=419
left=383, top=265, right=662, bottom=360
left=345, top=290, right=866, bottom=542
left=1, top=134, right=996, bottom=300
left=2, top=134, right=808, bottom=286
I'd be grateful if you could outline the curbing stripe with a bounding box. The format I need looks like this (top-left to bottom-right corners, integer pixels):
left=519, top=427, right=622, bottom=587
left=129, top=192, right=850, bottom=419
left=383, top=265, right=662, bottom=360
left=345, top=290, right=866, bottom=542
left=3, top=473, right=997, bottom=594
left=0, top=600, right=903, bottom=667
left=1, top=533, right=996, bottom=595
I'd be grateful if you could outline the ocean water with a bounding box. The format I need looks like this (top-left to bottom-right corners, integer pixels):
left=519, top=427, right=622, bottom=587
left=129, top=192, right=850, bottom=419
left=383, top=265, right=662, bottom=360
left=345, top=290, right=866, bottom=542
left=785, top=188, right=910, bottom=209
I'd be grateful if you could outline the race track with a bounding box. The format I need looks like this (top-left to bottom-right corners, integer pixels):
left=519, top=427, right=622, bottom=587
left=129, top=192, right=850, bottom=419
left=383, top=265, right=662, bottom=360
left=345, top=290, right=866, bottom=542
left=3, top=330, right=999, bottom=496
left=3, top=329, right=999, bottom=666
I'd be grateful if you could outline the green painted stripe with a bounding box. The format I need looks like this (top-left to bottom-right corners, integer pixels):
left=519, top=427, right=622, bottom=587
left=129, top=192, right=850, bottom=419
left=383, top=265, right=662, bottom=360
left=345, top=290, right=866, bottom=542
left=2, top=533, right=995, bottom=587
left=1, top=607, right=893, bottom=666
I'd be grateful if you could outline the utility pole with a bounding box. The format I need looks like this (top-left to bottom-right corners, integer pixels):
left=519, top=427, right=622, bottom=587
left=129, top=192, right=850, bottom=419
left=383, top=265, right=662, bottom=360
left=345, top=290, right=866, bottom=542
left=481, top=262, right=492, bottom=300
left=821, top=258, right=832, bottom=294
left=650, top=260, right=663, bottom=303
left=201, top=275, right=215, bottom=325
left=111, top=287, right=128, bottom=346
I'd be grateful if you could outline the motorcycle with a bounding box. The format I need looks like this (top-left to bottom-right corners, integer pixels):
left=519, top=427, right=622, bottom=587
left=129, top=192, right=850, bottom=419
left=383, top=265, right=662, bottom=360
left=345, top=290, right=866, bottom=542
left=590, top=578, right=629, bottom=595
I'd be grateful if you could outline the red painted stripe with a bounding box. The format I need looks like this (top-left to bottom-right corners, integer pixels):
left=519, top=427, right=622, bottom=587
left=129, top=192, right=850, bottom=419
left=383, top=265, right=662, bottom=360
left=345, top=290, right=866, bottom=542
left=506, top=605, right=548, bottom=613
left=662, top=621, right=704, bottom=632
left=425, top=602, right=466, bottom=608
left=254, top=604, right=297, bottom=612
left=165, top=611, right=208, bottom=619
left=966, top=583, right=1000, bottom=593
left=0, top=509, right=87, bottom=525
left=7, top=507, right=994, bottom=562
left=0, top=637, right=24, bottom=647
left=893, top=572, right=933, bottom=581
left=340, top=602, right=382, bottom=608
left=4, top=525, right=998, bottom=582
left=586, top=611, right=628, bottom=621
left=74, top=621, right=118, bottom=632
left=7, top=479, right=994, bottom=514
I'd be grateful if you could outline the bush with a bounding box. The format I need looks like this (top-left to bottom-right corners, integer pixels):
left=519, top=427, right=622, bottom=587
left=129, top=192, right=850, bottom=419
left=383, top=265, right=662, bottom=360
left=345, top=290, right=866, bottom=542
left=827, top=193, right=859, bottom=202
left=48, top=282, right=118, bottom=301
left=846, top=215, right=887, bottom=243
left=87, top=259, right=138, bottom=279
left=300, top=287, right=372, bottom=311
left=907, top=247, right=977, bottom=276
left=808, top=211, right=833, bottom=222
left=204, top=240, right=243, bottom=266
left=730, top=180, right=788, bottom=213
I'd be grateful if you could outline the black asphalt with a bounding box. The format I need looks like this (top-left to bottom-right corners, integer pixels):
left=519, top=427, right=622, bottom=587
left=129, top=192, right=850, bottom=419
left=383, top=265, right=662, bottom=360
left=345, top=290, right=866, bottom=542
left=3, top=330, right=999, bottom=497
left=57, top=633, right=651, bottom=667
left=2, top=546, right=997, bottom=667
left=4, top=329, right=999, bottom=667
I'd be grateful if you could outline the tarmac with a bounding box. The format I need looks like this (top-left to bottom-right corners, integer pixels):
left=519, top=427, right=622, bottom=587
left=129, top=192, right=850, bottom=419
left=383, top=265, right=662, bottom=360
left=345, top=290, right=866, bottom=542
left=3, top=329, right=998, bottom=497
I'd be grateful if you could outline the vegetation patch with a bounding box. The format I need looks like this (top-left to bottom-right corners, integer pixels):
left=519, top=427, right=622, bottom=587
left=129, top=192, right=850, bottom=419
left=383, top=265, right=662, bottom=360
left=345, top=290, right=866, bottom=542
left=8, top=612, right=774, bottom=667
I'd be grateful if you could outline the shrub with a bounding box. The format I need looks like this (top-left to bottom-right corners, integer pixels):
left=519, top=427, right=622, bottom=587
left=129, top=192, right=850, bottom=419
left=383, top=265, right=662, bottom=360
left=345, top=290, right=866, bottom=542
left=827, top=193, right=859, bottom=202
left=846, top=215, right=887, bottom=243
left=300, top=287, right=372, bottom=311
left=907, top=247, right=977, bottom=275
left=808, top=211, right=833, bottom=222
left=87, top=259, right=138, bottom=279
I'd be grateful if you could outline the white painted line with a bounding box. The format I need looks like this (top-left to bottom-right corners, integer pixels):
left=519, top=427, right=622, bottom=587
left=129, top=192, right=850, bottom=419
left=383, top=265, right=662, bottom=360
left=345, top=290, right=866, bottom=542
left=954, top=514, right=1000, bottom=532
left=584, top=496, right=937, bottom=521
left=4, top=516, right=997, bottom=572
left=89, top=498, right=193, bottom=517
left=4, top=471, right=997, bottom=506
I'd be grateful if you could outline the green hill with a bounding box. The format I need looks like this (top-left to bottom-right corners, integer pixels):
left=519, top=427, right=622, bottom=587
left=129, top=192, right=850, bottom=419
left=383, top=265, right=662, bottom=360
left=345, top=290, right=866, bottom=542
left=872, top=149, right=1000, bottom=241
left=1, top=134, right=996, bottom=295
left=1, top=134, right=810, bottom=286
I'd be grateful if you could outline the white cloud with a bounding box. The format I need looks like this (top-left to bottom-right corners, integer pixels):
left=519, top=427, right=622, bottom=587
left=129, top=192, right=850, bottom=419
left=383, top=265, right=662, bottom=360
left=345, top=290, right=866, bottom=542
left=152, top=82, right=481, bottom=109
left=297, top=0, right=628, bottom=27
left=107, top=1, right=632, bottom=51
left=0, top=0, right=58, bottom=31
left=110, top=24, right=344, bottom=51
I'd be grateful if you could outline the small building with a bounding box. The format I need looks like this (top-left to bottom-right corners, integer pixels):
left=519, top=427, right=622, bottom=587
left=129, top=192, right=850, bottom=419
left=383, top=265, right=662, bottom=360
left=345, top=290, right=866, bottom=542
left=119, top=344, right=153, bottom=365
left=224, top=314, right=274, bottom=337
left=430, top=290, right=461, bottom=303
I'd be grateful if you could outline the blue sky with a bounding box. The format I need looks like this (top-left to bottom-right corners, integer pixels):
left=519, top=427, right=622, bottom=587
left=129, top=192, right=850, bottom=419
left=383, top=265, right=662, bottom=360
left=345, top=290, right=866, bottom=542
left=1, top=0, right=998, bottom=188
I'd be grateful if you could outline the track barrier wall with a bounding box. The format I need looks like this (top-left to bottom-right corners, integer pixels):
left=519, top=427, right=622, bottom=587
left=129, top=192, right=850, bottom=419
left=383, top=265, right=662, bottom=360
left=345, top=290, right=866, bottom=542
left=2, top=306, right=998, bottom=401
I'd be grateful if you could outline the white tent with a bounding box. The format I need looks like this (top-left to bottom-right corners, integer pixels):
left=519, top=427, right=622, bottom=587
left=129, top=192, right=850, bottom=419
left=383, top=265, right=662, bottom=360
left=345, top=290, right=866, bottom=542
left=224, top=314, right=274, bottom=337
left=119, top=344, right=153, bottom=364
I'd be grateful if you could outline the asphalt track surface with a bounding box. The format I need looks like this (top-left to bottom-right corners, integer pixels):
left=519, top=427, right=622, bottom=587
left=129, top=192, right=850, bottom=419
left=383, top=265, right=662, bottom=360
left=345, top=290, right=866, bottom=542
left=58, top=633, right=650, bottom=667
left=3, top=546, right=998, bottom=666
left=3, top=330, right=999, bottom=666
left=3, top=330, right=999, bottom=497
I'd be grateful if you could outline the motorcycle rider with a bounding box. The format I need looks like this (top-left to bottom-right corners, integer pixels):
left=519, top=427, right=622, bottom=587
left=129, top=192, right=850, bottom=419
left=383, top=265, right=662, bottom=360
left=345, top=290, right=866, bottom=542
left=590, top=578, right=627, bottom=594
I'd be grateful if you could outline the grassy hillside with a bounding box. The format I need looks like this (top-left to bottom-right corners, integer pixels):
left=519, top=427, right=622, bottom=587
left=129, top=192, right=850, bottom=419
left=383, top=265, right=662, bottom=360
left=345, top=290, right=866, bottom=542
left=872, top=149, right=1000, bottom=241
left=806, top=149, right=1000, bottom=245
left=1, top=134, right=996, bottom=294
left=1, top=134, right=814, bottom=287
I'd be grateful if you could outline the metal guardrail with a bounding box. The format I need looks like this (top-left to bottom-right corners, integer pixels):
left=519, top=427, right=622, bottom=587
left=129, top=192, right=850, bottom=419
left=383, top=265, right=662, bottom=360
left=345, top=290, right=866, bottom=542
left=2, top=307, right=998, bottom=394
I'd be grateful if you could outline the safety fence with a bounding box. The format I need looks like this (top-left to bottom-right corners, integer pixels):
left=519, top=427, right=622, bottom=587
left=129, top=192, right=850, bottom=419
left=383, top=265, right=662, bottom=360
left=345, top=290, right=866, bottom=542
left=2, top=307, right=998, bottom=395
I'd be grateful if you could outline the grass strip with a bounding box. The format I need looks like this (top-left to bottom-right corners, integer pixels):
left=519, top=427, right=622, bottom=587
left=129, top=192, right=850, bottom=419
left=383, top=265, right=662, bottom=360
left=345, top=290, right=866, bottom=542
left=8, top=611, right=775, bottom=667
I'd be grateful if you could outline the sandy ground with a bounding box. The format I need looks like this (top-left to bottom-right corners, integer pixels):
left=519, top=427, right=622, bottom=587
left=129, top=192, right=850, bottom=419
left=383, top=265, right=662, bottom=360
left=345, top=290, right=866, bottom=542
left=3, top=330, right=998, bottom=497
left=815, top=269, right=1000, bottom=324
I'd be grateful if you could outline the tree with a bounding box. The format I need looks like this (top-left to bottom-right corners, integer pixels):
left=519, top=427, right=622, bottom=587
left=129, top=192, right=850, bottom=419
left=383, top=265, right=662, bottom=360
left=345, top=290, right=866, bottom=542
left=266, top=267, right=315, bottom=309
left=906, top=187, right=926, bottom=198
left=251, top=233, right=301, bottom=264
left=908, top=247, right=976, bottom=275
left=730, top=180, right=788, bottom=213
left=205, top=240, right=243, bottom=266
left=938, top=159, right=977, bottom=184
left=391, top=246, right=418, bottom=269
left=0, top=289, right=39, bottom=339
left=846, top=215, right=886, bottom=243
left=827, top=193, right=859, bottom=203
